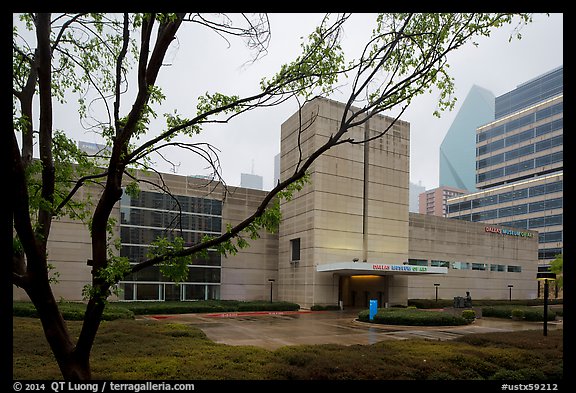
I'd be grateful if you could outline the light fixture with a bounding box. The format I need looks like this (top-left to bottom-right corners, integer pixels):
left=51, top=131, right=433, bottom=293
left=536, top=272, right=556, bottom=336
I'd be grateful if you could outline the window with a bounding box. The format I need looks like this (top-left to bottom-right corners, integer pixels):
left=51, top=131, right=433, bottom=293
left=452, top=262, right=471, bottom=270
left=431, top=260, right=450, bottom=268
left=408, top=259, right=428, bottom=266
left=490, top=264, right=506, bottom=272
left=507, top=265, right=522, bottom=273
left=290, top=238, right=301, bottom=262
left=472, top=263, right=487, bottom=271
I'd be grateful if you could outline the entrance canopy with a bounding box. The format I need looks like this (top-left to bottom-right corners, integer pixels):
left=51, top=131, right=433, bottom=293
left=316, top=262, right=448, bottom=276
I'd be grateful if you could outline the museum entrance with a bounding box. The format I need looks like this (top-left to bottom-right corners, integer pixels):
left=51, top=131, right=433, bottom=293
left=339, top=275, right=389, bottom=308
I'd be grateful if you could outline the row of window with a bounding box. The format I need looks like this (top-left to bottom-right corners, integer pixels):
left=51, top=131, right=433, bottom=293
left=122, top=264, right=221, bottom=283
left=121, top=245, right=221, bottom=266
left=495, top=69, right=562, bottom=119
left=408, top=259, right=522, bottom=272
left=477, top=151, right=563, bottom=183
left=120, top=227, right=220, bottom=247
left=447, top=181, right=562, bottom=213
left=119, top=282, right=220, bottom=301
left=448, top=197, right=562, bottom=220
left=120, top=208, right=222, bottom=233
left=478, top=101, right=563, bottom=142
left=477, top=133, right=562, bottom=169
left=499, top=214, right=562, bottom=230
left=122, top=190, right=223, bottom=216
left=477, top=118, right=562, bottom=157
left=538, top=231, right=563, bottom=244
left=539, top=247, right=562, bottom=260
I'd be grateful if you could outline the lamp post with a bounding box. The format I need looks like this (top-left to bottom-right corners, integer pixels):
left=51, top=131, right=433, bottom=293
left=508, top=284, right=513, bottom=302
left=434, top=283, right=440, bottom=303
left=268, top=279, right=275, bottom=303
left=537, top=272, right=556, bottom=336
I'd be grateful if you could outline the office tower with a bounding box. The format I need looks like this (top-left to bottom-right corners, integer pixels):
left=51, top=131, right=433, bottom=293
left=439, top=85, right=495, bottom=191
left=447, top=66, right=563, bottom=268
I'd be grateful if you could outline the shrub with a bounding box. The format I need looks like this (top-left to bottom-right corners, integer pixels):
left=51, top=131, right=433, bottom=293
left=310, top=304, right=340, bottom=311
left=461, top=309, right=476, bottom=322
left=482, top=305, right=556, bottom=322
left=237, top=301, right=300, bottom=312
left=12, top=301, right=134, bottom=320
left=511, top=309, right=525, bottom=320
left=358, top=308, right=468, bottom=326
left=408, top=298, right=563, bottom=309
left=13, top=300, right=300, bottom=319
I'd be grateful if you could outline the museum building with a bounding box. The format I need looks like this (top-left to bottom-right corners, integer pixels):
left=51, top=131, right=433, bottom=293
left=12, top=98, right=539, bottom=308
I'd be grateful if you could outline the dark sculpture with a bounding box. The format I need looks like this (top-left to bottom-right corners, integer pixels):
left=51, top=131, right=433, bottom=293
left=464, top=291, right=472, bottom=308
left=453, top=291, right=473, bottom=308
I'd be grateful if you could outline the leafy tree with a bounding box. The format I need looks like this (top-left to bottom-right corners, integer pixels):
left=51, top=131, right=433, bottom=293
left=12, top=12, right=533, bottom=380
left=549, top=253, right=563, bottom=290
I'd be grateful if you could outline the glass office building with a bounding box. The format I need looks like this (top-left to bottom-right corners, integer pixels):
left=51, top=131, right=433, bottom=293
left=119, top=190, right=223, bottom=301
left=439, top=85, right=495, bottom=191
left=495, top=66, right=563, bottom=119
left=447, top=66, right=563, bottom=268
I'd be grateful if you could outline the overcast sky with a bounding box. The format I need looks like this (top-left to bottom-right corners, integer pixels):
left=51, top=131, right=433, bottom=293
left=46, top=13, right=563, bottom=191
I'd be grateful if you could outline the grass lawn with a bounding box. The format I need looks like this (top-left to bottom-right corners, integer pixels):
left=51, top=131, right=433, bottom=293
left=12, top=316, right=562, bottom=380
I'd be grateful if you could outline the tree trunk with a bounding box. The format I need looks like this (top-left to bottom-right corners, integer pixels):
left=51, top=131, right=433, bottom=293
left=27, top=275, right=93, bottom=379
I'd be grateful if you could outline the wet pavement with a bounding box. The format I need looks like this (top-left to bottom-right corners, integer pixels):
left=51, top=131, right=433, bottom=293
left=138, top=309, right=563, bottom=350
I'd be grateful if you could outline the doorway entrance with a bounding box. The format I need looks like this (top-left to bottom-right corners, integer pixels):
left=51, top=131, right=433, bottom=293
left=339, top=275, right=389, bottom=308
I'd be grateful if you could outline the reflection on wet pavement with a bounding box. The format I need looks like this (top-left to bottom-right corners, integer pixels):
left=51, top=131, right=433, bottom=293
left=140, top=309, right=563, bottom=350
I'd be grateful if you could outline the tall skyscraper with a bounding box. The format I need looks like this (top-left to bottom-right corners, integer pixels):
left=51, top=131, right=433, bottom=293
left=447, top=65, right=563, bottom=268
left=439, top=85, right=495, bottom=191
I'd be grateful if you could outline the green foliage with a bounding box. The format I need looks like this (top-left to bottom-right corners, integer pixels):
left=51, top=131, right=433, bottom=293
left=408, top=298, right=563, bottom=308
left=196, top=92, right=241, bottom=118
left=13, top=301, right=135, bottom=320
left=461, top=309, right=476, bottom=321
left=549, top=253, right=563, bottom=289
left=147, top=236, right=193, bottom=284
left=511, top=309, right=525, bottom=320
left=358, top=307, right=468, bottom=326
left=310, top=304, right=341, bottom=311
left=482, top=305, right=556, bottom=322
left=260, top=15, right=345, bottom=99
left=13, top=300, right=300, bottom=317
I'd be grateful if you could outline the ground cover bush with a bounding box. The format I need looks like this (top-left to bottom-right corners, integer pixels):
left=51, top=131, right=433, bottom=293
left=13, top=300, right=300, bottom=320
left=13, top=301, right=135, bottom=320
left=408, top=298, right=562, bottom=309
left=12, top=317, right=562, bottom=380
left=310, top=304, right=341, bottom=311
left=357, top=307, right=469, bottom=326
left=481, top=305, right=556, bottom=321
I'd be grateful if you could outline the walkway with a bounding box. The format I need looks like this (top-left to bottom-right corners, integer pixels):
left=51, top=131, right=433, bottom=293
left=139, top=309, right=563, bottom=350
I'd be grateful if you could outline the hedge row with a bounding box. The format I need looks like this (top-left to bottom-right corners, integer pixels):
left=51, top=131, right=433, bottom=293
left=408, top=298, right=563, bottom=309
left=13, top=301, right=135, bottom=321
left=13, top=300, right=301, bottom=320
left=482, top=305, right=556, bottom=321
left=358, top=308, right=470, bottom=326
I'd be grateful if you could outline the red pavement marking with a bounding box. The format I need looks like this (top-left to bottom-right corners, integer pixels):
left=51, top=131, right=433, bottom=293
left=146, top=310, right=319, bottom=319
left=203, top=310, right=315, bottom=318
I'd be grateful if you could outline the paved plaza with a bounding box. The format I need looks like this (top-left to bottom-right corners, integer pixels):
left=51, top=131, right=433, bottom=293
left=140, top=309, right=563, bottom=350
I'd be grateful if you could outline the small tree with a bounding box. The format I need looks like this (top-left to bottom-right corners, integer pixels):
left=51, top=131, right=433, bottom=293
left=12, top=12, right=534, bottom=380
left=549, top=253, right=563, bottom=290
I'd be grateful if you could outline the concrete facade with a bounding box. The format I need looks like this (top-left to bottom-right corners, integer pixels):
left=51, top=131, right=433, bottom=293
left=14, top=98, right=539, bottom=308
left=408, top=213, right=538, bottom=300
left=277, top=98, right=411, bottom=308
